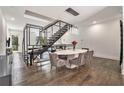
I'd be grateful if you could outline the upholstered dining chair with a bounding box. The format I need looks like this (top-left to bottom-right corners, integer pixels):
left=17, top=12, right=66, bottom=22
left=69, top=53, right=86, bottom=68
left=49, top=53, right=67, bottom=70
left=84, top=50, right=94, bottom=65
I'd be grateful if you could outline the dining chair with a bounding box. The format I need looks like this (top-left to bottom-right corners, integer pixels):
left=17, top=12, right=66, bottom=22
left=84, top=50, right=94, bottom=65
left=49, top=53, right=67, bottom=70
left=69, top=53, right=86, bottom=68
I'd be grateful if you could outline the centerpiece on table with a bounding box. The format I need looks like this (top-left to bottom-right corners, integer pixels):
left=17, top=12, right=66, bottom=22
left=72, top=41, right=78, bottom=50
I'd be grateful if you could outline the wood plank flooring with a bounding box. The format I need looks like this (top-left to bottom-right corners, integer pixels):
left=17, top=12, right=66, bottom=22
left=12, top=53, right=124, bottom=86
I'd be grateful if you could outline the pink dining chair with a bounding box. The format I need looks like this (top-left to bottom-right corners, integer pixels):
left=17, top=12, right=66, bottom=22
left=49, top=53, right=67, bottom=70
left=84, top=50, right=94, bottom=65
left=69, top=53, right=86, bottom=68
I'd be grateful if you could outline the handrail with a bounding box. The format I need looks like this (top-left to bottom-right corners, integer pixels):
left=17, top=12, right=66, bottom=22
left=42, top=20, right=75, bottom=31
left=24, top=20, right=75, bottom=32
left=59, top=20, right=77, bottom=28
left=43, top=20, right=59, bottom=30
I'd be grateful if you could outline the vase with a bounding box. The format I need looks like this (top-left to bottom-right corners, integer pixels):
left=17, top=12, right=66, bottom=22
left=73, top=45, right=75, bottom=50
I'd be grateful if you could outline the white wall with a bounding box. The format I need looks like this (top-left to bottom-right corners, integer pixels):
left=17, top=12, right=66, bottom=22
left=78, top=19, right=120, bottom=60
left=0, top=8, right=7, bottom=55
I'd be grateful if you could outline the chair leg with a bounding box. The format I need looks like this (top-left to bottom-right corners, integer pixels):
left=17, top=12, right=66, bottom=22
left=89, top=59, right=91, bottom=65
left=69, top=61, right=72, bottom=68
left=70, top=63, right=71, bottom=68
left=56, top=66, right=58, bottom=72
left=77, top=65, right=79, bottom=70
left=50, top=65, right=52, bottom=71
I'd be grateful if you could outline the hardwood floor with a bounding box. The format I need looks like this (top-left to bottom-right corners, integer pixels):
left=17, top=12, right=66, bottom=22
left=12, top=52, right=124, bottom=86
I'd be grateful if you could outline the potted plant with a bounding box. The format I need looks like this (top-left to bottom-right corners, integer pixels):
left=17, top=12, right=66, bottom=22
left=39, top=36, right=47, bottom=47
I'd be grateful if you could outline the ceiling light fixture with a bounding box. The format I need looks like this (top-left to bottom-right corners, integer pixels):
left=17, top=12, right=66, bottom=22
left=92, top=21, right=97, bottom=24
left=10, top=17, right=15, bottom=21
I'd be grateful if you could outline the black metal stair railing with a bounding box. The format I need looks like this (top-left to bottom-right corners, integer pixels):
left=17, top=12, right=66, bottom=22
left=47, top=24, right=70, bottom=45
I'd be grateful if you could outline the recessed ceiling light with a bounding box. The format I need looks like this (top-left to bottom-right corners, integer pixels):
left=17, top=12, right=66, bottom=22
left=92, top=21, right=97, bottom=24
left=10, top=17, right=15, bottom=21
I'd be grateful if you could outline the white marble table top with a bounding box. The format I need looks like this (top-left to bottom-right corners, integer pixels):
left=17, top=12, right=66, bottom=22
left=55, top=49, right=87, bottom=55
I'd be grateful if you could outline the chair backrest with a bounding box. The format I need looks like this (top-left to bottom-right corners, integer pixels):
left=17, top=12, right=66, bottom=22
left=85, top=50, right=94, bottom=63
left=78, top=53, right=86, bottom=65
left=49, top=53, right=58, bottom=66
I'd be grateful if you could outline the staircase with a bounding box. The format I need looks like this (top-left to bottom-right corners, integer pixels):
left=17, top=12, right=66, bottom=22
left=22, top=20, right=73, bottom=66
left=34, top=24, right=72, bottom=54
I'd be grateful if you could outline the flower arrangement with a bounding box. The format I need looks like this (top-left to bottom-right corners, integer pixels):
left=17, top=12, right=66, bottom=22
left=72, top=41, right=78, bottom=50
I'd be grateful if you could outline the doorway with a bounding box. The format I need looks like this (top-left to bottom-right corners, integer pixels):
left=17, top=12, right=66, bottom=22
left=12, top=35, right=19, bottom=51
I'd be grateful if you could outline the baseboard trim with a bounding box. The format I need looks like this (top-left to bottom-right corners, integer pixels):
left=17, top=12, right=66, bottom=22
left=94, top=56, right=119, bottom=61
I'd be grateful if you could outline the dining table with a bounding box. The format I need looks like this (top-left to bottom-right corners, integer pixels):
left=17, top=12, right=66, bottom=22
left=55, top=49, right=87, bottom=68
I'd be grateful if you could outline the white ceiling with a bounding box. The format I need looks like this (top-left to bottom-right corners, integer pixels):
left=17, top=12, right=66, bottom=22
left=0, top=6, right=106, bottom=30
left=78, top=6, right=123, bottom=26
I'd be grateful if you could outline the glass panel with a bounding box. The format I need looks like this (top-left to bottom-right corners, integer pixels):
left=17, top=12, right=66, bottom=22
left=29, top=28, right=40, bottom=45
left=47, top=27, right=52, bottom=39
left=39, top=30, right=47, bottom=46
left=52, top=25, right=59, bottom=34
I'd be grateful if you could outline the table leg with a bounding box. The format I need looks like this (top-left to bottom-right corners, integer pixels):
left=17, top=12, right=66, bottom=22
left=30, top=53, right=33, bottom=66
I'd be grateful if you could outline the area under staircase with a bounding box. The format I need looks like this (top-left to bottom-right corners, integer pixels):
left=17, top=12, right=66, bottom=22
left=22, top=20, right=73, bottom=66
